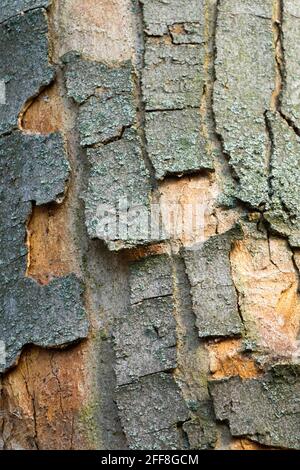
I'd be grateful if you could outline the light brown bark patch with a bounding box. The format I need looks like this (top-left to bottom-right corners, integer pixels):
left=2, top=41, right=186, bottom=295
left=206, top=339, right=261, bottom=380
left=50, top=0, right=135, bottom=64
left=0, top=344, right=91, bottom=450
left=231, top=438, right=274, bottom=450
left=231, top=235, right=300, bottom=358
left=159, top=175, right=241, bottom=247
left=20, top=83, right=63, bottom=134
left=124, top=243, right=169, bottom=262
left=26, top=202, right=76, bottom=285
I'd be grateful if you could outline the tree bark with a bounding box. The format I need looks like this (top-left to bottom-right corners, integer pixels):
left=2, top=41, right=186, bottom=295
left=0, top=0, right=299, bottom=450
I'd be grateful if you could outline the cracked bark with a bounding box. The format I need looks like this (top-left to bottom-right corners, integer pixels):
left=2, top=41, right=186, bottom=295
left=0, top=0, right=300, bottom=451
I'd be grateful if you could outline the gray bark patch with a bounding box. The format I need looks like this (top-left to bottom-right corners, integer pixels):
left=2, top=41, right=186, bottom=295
left=64, top=54, right=135, bottom=147
left=113, top=296, right=177, bottom=386
left=184, top=229, right=243, bottom=338
left=116, top=373, right=189, bottom=450
left=84, top=128, right=153, bottom=249
left=143, top=41, right=203, bottom=111
left=281, top=0, right=300, bottom=129
left=209, top=364, right=300, bottom=449
left=129, top=255, right=174, bottom=305
left=0, top=132, right=89, bottom=372
left=214, top=0, right=274, bottom=207
left=113, top=255, right=177, bottom=385
left=64, top=54, right=157, bottom=250
left=141, top=0, right=212, bottom=179
left=113, top=255, right=185, bottom=447
left=145, top=109, right=211, bottom=179
left=265, top=112, right=300, bottom=247
left=141, top=0, right=204, bottom=37
left=0, top=9, right=54, bottom=136
left=1, top=275, right=88, bottom=371
left=0, top=0, right=51, bottom=23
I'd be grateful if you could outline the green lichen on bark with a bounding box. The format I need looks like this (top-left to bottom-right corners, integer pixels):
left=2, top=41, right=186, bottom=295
left=63, top=53, right=133, bottom=104
left=0, top=8, right=54, bottom=136
left=281, top=0, right=300, bottom=129
left=79, top=94, right=135, bottom=147
left=84, top=129, right=153, bottom=249
left=64, top=54, right=156, bottom=250
left=64, top=54, right=135, bottom=147
left=214, top=0, right=300, bottom=241
left=0, top=133, right=88, bottom=372
left=143, top=40, right=204, bottom=110
left=145, top=109, right=212, bottom=179
left=265, top=112, right=300, bottom=247
left=1, top=275, right=88, bottom=372
left=140, top=0, right=204, bottom=37
left=214, top=0, right=275, bottom=207
left=0, top=8, right=88, bottom=373
left=141, top=0, right=213, bottom=179
left=0, top=131, right=69, bottom=207
left=209, top=364, right=300, bottom=449
left=184, top=228, right=243, bottom=338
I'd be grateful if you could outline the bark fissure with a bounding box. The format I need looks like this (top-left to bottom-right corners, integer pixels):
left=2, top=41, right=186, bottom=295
left=50, top=354, right=64, bottom=415
left=134, top=1, right=158, bottom=191
left=84, top=124, right=132, bottom=149
left=205, top=0, right=242, bottom=195
left=22, top=360, right=39, bottom=450
left=264, top=111, right=275, bottom=200
left=273, top=0, right=300, bottom=137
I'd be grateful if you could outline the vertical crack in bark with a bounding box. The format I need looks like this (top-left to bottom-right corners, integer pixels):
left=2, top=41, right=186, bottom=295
left=273, top=0, right=300, bottom=136
left=204, top=0, right=239, bottom=186
left=202, top=0, right=250, bottom=216
left=169, top=253, right=195, bottom=449
left=290, top=250, right=300, bottom=342
left=229, top=242, right=245, bottom=332
left=133, top=1, right=158, bottom=192
left=176, top=420, right=191, bottom=449
left=263, top=0, right=300, bottom=224
left=50, top=354, right=64, bottom=416
left=25, top=208, right=34, bottom=279
left=0, top=379, right=7, bottom=450
left=203, top=0, right=221, bottom=149
left=264, top=111, right=275, bottom=200
left=271, top=0, right=284, bottom=112
left=171, top=252, right=189, bottom=387
left=22, top=357, right=39, bottom=450
left=170, top=252, right=217, bottom=450
left=264, top=0, right=284, bottom=205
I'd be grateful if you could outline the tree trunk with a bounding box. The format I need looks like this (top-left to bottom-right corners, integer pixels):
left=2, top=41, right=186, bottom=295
left=0, top=0, right=299, bottom=451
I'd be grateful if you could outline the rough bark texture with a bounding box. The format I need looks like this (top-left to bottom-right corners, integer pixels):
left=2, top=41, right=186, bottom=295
left=0, top=0, right=299, bottom=450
